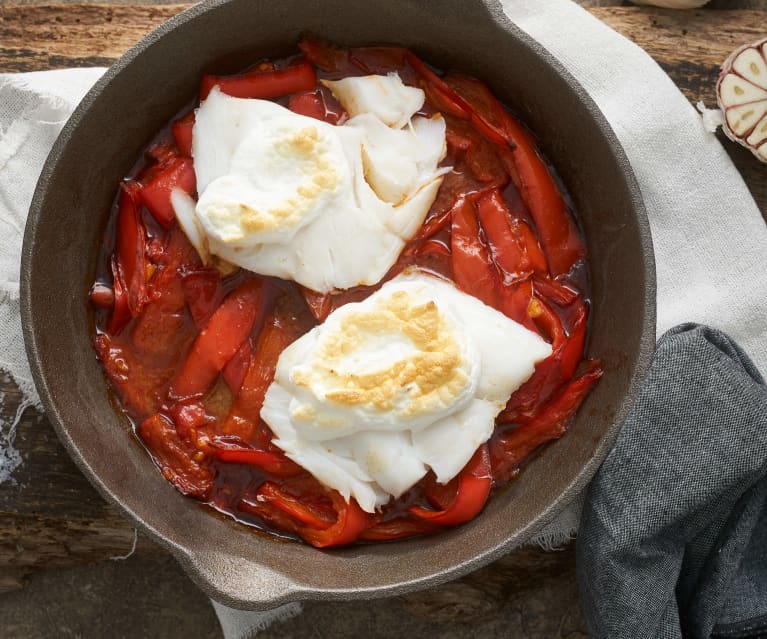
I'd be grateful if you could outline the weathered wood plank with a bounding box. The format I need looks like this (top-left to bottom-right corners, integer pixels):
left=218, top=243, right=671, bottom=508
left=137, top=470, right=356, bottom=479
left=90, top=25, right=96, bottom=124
left=0, top=4, right=764, bottom=87
left=591, top=8, right=766, bottom=102
left=0, top=3, right=189, bottom=71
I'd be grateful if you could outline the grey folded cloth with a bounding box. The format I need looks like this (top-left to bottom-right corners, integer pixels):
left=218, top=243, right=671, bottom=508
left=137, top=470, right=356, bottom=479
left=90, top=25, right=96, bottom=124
left=578, top=324, right=767, bottom=639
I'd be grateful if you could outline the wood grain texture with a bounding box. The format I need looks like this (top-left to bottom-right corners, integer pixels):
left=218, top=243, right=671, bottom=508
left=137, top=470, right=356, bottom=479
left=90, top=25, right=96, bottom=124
left=0, top=3, right=189, bottom=70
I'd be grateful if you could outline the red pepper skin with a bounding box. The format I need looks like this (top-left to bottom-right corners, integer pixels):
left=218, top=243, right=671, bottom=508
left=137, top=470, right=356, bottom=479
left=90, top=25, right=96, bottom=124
left=475, top=190, right=532, bottom=282
left=498, top=140, right=585, bottom=278
left=350, top=45, right=406, bottom=71
left=500, top=297, right=588, bottom=424
left=299, top=284, right=377, bottom=325
left=171, top=111, right=195, bottom=157
left=212, top=447, right=302, bottom=477
left=559, top=302, right=588, bottom=381
left=115, top=182, right=148, bottom=318
left=434, top=74, right=586, bottom=277
left=140, top=157, right=196, bottom=229
left=499, top=278, right=534, bottom=326
left=491, top=364, right=602, bottom=482
left=498, top=356, right=563, bottom=425
left=300, top=286, right=334, bottom=323
left=200, top=61, right=317, bottom=100
left=137, top=413, right=212, bottom=498
left=169, top=401, right=209, bottom=438
left=518, top=221, right=549, bottom=275
left=533, top=276, right=578, bottom=307
left=406, top=52, right=471, bottom=120
left=221, top=304, right=304, bottom=440
left=450, top=198, right=500, bottom=309
left=298, top=491, right=371, bottom=548
left=170, top=278, right=264, bottom=399
left=181, top=269, right=224, bottom=330
left=417, top=238, right=451, bottom=258
left=288, top=90, right=343, bottom=124
left=90, top=282, right=115, bottom=309
left=221, top=339, right=252, bottom=396
left=297, top=38, right=351, bottom=73
left=93, top=333, right=155, bottom=417
left=256, top=481, right=335, bottom=529
left=409, top=444, right=492, bottom=526
left=298, top=39, right=413, bottom=79
left=358, top=517, right=441, bottom=541
left=107, top=257, right=131, bottom=335
left=130, top=228, right=198, bottom=361
left=529, top=294, right=566, bottom=349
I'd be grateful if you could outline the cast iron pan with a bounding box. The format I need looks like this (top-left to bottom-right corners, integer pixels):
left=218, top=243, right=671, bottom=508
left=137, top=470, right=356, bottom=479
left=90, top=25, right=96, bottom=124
left=21, top=0, right=655, bottom=609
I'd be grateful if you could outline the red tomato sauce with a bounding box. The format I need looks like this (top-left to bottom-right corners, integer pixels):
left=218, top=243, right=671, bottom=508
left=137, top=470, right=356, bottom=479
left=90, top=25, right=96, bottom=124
left=90, top=39, right=602, bottom=547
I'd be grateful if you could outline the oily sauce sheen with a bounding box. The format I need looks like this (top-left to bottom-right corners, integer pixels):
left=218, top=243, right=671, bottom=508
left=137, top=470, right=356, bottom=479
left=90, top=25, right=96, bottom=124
left=91, top=39, right=602, bottom=547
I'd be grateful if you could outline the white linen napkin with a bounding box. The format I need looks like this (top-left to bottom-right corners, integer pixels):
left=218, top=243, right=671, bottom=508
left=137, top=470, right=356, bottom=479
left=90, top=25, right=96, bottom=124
left=0, top=0, right=765, bottom=636
left=0, top=69, right=103, bottom=482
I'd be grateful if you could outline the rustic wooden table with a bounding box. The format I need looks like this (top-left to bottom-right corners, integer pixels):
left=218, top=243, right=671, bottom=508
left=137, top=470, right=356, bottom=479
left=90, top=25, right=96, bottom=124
left=1, top=2, right=765, bottom=637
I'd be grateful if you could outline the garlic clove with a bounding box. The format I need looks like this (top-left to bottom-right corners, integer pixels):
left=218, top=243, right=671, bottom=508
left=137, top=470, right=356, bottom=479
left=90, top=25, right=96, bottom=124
left=719, top=73, right=767, bottom=106
left=724, top=101, right=767, bottom=138
left=731, top=46, right=767, bottom=91
left=746, top=114, right=767, bottom=151
left=717, top=36, right=767, bottom=163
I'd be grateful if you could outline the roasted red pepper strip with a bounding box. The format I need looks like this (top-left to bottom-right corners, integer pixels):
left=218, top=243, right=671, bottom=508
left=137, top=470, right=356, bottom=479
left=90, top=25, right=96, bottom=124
left=171, top=111, right=195, bottom=157
left=90, top=282, right=114, bottom=309
left=140, top=157, right=196, bottom=229
left=498, top=141, right=584, bottom=277
left=417, top=238, right=451, bottom=258
left=298, top=38, right=351, bottom=73
left=181, top=269, right=224, bottom=330
left=256, top=481, right=335, bottom=529
left=107, top=257, right=131, bottom=335
left=492, top=364, right=602, bottom=482
left=221, top=306, right=301, bottom=440
left=237, top=499, right=302, bottom=536
left=559, top=302, right=588, bottom=381
left=300, top=286, right=334, bottom=323
left=93, top=333, right=155, bottom=417
left=496, top=294, right=571, bottom=422
left=169, top=401, right=209, bottom=438
left=498, top=357, right=563, bottom=425
left=409, top=59, right=512, bottom=146
left=409, top=444, right=492, bottom=526
left=298, top=491, right=370, bottom=548
left=349, top=46, right=409, bottom=75
left=533, top=275, right=578, bottom=307
left=499, top=278, right=534, bottom=327
left=200, top=61, right=317, bottom=100
left=288, top=89, right=343, bottom=124
left=170, top=278, right=264, bottom=399
left=406, top=51, right=471, bottom=120
left=212, top=447, right=302, bottom=476
left=438, top=74, right=586, bottom=277
left=115, top=182, right=148, bottom=318
left=475, top=190, right=532, bottom=281
left=450, top=198, right=500, bottom=308
left=359, top=517, right=441, bottom=541
left=137, top=413, right=212, bottom=498
left=518, top=221, right=548, bottom=274
left=528, top=294, right=566, bottom=349
left=221, top=339, right=252, bottom=395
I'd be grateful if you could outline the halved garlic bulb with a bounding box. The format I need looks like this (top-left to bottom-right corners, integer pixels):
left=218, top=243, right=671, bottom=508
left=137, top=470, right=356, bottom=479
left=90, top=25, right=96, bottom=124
left=630, top=0, right=709, bottom=8
left=717, top=36, right=767, bottom=163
